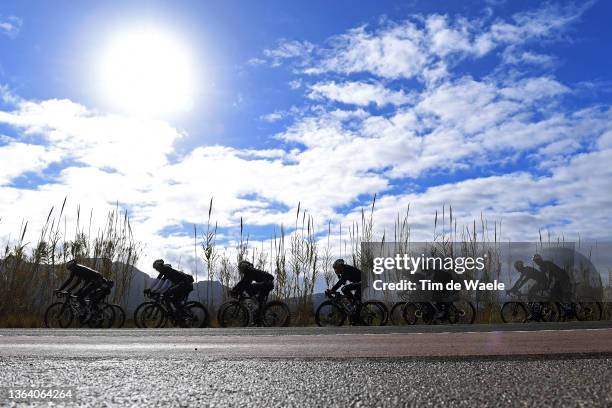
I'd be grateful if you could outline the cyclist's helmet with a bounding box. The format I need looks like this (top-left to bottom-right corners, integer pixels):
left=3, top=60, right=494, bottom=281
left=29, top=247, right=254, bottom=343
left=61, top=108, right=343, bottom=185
left=532, top=254, right=543, bottom=264
left=153, top=259, right=165, bottom=270
left=514, top=260, right=524, bottom=270
left=332, top=259, right=345, bottom=274
left=238, top=260, right=253, bottom=272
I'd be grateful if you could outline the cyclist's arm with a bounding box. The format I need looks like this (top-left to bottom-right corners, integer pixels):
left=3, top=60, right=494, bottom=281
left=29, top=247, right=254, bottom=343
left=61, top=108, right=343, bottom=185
left=150, top=275, right=167, bottom=292
left=57, top=269, right=76, bottom=292
left=156, top=279, right=172, bottom=293
left=66, top=276, right=84, bottom=293
left=330, top=275, right=347, bottom=292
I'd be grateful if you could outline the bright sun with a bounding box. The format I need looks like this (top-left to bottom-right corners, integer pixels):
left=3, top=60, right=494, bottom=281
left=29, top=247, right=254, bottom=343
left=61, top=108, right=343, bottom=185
left=99, top=27, right=196, bottom=117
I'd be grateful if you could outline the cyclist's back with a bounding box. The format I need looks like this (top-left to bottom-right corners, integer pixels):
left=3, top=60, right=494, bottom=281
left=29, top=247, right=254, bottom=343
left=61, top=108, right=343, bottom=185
left=151, top=259, right=194, bottom=305
left=57, top=260, right=102, bottom=292
left=232, top=261, right=274, bottom=302
left=535, top=256, right=571, bottom=301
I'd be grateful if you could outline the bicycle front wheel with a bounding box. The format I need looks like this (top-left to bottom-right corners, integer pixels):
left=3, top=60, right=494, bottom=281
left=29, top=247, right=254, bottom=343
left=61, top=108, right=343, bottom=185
left=218, top=301, right=249, bottom=328
left=133, top=301, right=156, bottom=328
left=389, top=302, right=408, bottom=325
left=501, top=302, right=527, bottom=323
left=44, top=302, right=74, bottom=328
left=140, top=303, right=168, bottom=328
left=315, top=300, right=346, bottom=327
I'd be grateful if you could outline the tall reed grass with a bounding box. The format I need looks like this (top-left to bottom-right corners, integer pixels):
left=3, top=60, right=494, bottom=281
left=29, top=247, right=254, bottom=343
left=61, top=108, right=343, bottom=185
left=0, top=198, right=141, bottom=327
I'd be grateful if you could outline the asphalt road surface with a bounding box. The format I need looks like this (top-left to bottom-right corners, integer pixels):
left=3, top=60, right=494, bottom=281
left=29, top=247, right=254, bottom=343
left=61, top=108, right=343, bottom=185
left=1, top=322, right=611, bottom=407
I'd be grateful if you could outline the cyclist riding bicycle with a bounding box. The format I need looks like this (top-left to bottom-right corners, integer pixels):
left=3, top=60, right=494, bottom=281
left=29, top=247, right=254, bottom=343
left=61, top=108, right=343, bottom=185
left=230, top=260, right=274, bottom=303
left=147, top=259, right=194, bottom=308
left=507, top=260, right=548, bottom=299
left=56, top=260, right=107, bottom=309
left=532, top=254, right=572, bottom=302
left=326, top=259, right=362, bottom=303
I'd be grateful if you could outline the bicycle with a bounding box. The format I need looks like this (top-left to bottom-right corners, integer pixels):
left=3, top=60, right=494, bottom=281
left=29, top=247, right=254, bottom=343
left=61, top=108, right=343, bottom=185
left=500, top=291, right=559, bottom=323
left=402, top=299, right=476, bottom=325
left=217, top=292, right=291, bottom=327
left=556, top=300, right=602, bottom=322
left=139, top=293, right=210, bottom=328
left=315, top=291, right=386, bottom=327
left=44, top=291, right=115, bottom=328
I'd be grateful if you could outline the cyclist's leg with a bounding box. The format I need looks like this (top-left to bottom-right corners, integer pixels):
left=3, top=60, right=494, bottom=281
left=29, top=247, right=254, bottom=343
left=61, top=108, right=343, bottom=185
left=171, top=283, right=193, bottom=310
left=76, top=282, right=95, bottom=305
left=164, top=283, right=181, bottom=310
left=352, top=282, right=362, bottom=304
left=256, top=281, right=274, bottom=303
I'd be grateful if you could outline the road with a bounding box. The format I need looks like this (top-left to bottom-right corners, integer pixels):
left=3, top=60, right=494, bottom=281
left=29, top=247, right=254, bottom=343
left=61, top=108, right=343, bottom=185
left=1, top=322, right=611, bottom=406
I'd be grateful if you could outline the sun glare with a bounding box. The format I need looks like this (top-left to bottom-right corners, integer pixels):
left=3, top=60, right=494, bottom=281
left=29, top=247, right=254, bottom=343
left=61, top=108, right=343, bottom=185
left=99, top=27, right=197, bottom=117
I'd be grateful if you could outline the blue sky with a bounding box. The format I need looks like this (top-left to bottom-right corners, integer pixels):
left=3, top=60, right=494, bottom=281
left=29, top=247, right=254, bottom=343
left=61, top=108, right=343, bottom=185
left=1, top=1, right=612, bottom=272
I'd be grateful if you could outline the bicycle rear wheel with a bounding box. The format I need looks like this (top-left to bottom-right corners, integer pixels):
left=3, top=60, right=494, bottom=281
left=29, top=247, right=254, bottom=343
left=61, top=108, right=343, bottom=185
left=449, top=300, right=476, bottom=324
left=372, top=301, right=389, bottom=325
left=140, top=303, right=167, bottom=328
left=44, top=302, right=74, bottom=328
left=575, top=301, right=602, bottom=321
left=359, top=301, right=386, bottom=326
left=88, top=304, right=115, bottom=328
left=403, top=302, right=434, bottom=325
left=218, top=301, right=249, bottom=327
left=538, top=302, right=559, bottom=322
left=182, top=302, right=210, bottom=328
left=315, top=300, right=346, bottom=327
left=500, top=302, right=527, bottom=323
left=262, top=300, right=291, bottom=327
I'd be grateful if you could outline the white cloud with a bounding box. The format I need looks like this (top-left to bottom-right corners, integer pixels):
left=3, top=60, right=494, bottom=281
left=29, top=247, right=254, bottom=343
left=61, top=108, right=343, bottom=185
left=261, top=3, right=590, bottom=83
left=0, top=142, right=62, bottom=185
left=263, top=39, right=315, bottom=67
left=308, top=81, right=413, bottom=107
left=1, top=3, right=610, bottom=277
left=0, top=98, right=183, bottom=175
left=260, top=111, right=285, bottom=123
left=501, top=48, right=557, bottom=67
left=0, top=16, right=22, bottom=38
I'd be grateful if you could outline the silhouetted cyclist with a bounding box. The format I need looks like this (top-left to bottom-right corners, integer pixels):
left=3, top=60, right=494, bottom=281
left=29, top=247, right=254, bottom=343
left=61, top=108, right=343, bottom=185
left=230, top=260, right=274, bottom=303
left=326, top=259, right=362, bottom=303
left=147, top=259, right=194, bottom=308
left=533, top=254, right=572, bottom=301
left=507, top=260, right=548, bottom=298
left=56, top=260, right=107, bottom=309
